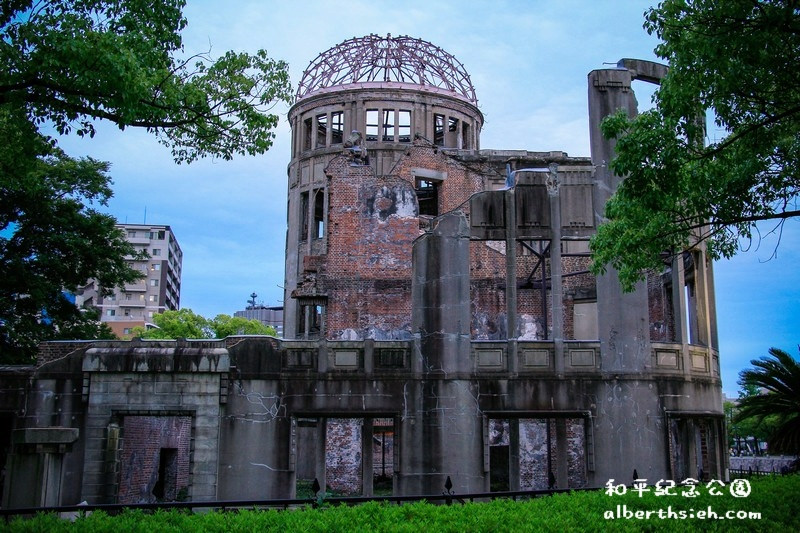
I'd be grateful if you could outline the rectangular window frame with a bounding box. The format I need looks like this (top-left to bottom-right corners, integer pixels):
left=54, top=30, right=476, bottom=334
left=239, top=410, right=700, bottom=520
left=331, top=111, right=344, bottom=144
left=365, top=109, right=379, bottom=141
left=382, top=109, right=395, bottom=142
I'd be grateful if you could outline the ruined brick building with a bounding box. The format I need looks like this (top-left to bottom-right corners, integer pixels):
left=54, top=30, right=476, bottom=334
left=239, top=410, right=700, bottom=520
left=0, top=35, right=724, bottom=507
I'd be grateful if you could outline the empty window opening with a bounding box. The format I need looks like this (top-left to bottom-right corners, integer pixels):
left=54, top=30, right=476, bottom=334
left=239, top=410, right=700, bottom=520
left=682, top=252, right=705, bottom=345
left=298, top=303, right=324, bottom=339
left=373, top=418, right=394, bottom=496
left=313, top=190, right=325, bottom=239
left=303, top=117, right=312, bottom=151
left=316, top=113, right=327, bottom=147
left=447, top=117, right=460, bottom=147
left=294, top=417, right=321, bottom=498
left=331, top=111, right=344, bottom=144
left=398, top=110, right=411, bottom=142
left=152, top=448, right=178, bottom=501
left=461, top=122, right=471, bottom=149
left=365, top=109, right=379, bottom=141
left=433, top=114, right=445, bottom=146
left=299, top=192, right=309, bottom=242
left=382, top=109, right=395, bottom=141
left=489, top=419, right=510, bottom=492
left=415, top=178, right=439, bottom=217
left=310, top=305, right=322, bottom=336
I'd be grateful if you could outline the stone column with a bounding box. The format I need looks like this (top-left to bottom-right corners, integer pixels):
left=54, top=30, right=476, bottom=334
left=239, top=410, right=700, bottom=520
left=403, top=211, right=485, bottom=495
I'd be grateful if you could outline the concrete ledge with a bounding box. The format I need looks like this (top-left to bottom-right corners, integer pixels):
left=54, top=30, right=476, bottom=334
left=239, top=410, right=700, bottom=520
left=83, top=348, right=230, bottom=373
left=13, top=427, right=79, bottom=445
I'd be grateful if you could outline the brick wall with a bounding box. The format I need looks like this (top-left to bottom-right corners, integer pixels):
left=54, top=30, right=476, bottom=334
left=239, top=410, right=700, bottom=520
left=325, top=418, right=362, bottom=495
left=519, top=418, right=586, bottom=489
left=117, top=415, right=191, bottom=504
left=322, top=141, right=487, bottom=341
left=36, top=341, right=91, bottom=366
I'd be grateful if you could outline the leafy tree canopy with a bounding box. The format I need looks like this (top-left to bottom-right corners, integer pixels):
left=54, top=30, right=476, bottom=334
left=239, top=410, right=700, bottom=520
left=735, top=347, right=800, bottom=454
left=1, top=0, right=293, bottom=162
left=211, top=314, right=277, bottom=338
left=131, top=308, right=276, bottom=339
left=0, top=0, right=291, bottom=362
left=590, top=0, right=800, bottom=290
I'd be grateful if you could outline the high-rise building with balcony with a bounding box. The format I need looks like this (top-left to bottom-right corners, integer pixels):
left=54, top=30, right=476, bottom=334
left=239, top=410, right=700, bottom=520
left=78, top=224, right=182, bottom=338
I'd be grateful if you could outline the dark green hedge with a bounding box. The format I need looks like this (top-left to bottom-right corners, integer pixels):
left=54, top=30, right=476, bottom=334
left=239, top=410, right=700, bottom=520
left=4, top=475, right=797, bottom=532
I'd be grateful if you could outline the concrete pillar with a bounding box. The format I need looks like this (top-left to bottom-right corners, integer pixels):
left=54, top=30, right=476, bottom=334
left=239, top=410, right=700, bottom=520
left=362, top=418, right=374, bottom=496
left=549, top=164, right=564, bottom=373
left=2, top=428, right=78, bottom=509
left=555, top=419, right=569, bottom=488
left=588, top=66, right=650, bottom=374
left=505, top=189, right=517, bottom=340
left=316, top=418, right=327, bottom=493
left=509, top=420, right=521, bottom=491
left=406, top=211, right=484, bottom=494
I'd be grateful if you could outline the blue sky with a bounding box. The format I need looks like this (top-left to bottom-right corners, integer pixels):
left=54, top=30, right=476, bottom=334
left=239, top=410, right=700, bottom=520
left=51, top=0, right=798, bottom=396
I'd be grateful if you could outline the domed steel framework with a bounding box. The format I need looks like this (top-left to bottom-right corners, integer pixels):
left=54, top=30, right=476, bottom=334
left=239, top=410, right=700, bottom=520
left=296, top=34, right=477, bottom=104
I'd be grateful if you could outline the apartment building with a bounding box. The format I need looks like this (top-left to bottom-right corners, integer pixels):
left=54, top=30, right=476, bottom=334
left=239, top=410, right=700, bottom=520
left=81, top=224, right=182, bottom=338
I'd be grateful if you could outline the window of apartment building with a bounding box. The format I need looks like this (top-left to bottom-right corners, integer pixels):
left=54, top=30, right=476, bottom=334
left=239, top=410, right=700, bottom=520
left=124, top=308, right=130, bottom=316
left=148, top=311, right=154, bottom=318
left=106, top=309, right=115, bottom=317
left=151, top=263, right=160, bottom=271
left=331, top=111, right=344, bottom=144
left=316, top=113, right=327, bottom=146
left=415, top=178, right=440, bottom=216
left=150, top=279, right=159, bottom=287
left=365, top=109, right=379, bottom=141
left=123, top=328, right=132, bottom=335
left=149, top=295, right=158, bottom=303
left=152, top=249, right=161, bottom=256
left=125, top=293, right=133, bottom=300
left=382, top=109, right=395, bottom=141
left=398, top=110, right=411, bottom=142
left=149, top=230, right=165, bottom=240
left=303, top=117, right=312, bottom=151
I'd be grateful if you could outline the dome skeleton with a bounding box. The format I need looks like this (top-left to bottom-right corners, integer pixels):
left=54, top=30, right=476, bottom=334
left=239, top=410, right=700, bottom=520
left=296, top=34, right=477, bottom=104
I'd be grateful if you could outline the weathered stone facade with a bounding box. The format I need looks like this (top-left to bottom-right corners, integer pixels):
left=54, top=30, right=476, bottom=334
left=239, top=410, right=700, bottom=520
left=0, top=39, right=725, bottom=507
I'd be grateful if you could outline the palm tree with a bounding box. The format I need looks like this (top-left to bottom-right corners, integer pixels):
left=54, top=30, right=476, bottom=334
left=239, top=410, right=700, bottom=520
left=735, top=347, right=800, bottom=454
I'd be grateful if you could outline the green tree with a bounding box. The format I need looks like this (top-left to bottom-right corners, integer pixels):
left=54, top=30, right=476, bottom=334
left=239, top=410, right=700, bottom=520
left=131, top=308, right=211, bottom=339
left=0, top=107, right=134, bottom=361
left=590, top=0, right=800, bottom=290
left=1, top=0, right=292, bottom=162
left=1, top=1, right=292, bottom=362
left=210, top=314, right=276, bottom=338
left=131, top=309, right=276, bottom=339
left=735, top=347, right=800, bottom=454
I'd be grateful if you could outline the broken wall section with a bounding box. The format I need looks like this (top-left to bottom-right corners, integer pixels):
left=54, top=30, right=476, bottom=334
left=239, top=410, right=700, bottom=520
left=322, top=157, right=418, bottom=341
